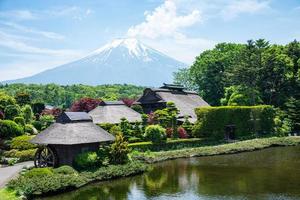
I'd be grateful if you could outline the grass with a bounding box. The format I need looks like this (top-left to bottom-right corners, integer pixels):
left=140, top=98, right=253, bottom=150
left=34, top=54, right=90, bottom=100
left=131, top=136, right=300, bottom=163
left=0, top=188, right=19, bottom=200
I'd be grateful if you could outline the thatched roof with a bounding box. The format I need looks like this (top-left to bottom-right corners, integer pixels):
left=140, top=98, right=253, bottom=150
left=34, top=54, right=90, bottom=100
left=31, top=122, right=115, bottom=145
left=56, top=112, right=92, bottom=123
left=89, top=101, right=141, bottom=124
left=136, top=84, right=209, bottom=122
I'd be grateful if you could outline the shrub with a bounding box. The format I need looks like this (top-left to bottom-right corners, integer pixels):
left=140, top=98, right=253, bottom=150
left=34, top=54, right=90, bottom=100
left=4, top=105, right=21, bottom=120
left=128, top=138, right=207, bottom=152
left=54, top=165, right=78, bottom=175
left=4, top=149, right=36, bottom=162
left=24, top=168, right=53, bottom=178
left=32, top=120, right=42, bottom=131
left=39, top=115, right=55, bottom=130
left=70, top=97, right=101, bottom=112
left=99, top=123, right=114, bottom=132
left=120, top=118, right=132, bottom=136
left=109, top=125, right=122, bottom=136
left=0, top=93, right=16, bottom=111
left=178, top=127, right=188, bottom=138
left=25, top=124, right=37, bottom=134
left=131, top=104, right=144, bottom=114
left=13, top=116, right=25, bottom=127
left=10, top=135, right=36, bottom=150
left=110, top=133, right=130, bottom=164
left=193, top=106, right=276, bottom=139
left=22, top=105, right=34, bottom=123
left=166, top=128, right=173, bottom=138
left=15, top=92, right=31, bottom=106
left=74, top=151, right=99, bottom=170
left=0, top=120, right=24, bottom=139
left=31, top=102, right=45, bottom=115
left=144, top=125, right=166, bottom=144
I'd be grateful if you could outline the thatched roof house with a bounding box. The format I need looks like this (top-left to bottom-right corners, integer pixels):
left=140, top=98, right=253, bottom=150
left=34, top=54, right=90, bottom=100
left=31, top=112, right=114, bottom=167
left=136, top=84, right=209, bottom=123
left=88, top=101, right=141, bottom=124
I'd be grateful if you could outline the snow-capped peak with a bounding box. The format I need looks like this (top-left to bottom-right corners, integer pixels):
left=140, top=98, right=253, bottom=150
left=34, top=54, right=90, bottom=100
left=91, top=38, right=149, bottom=58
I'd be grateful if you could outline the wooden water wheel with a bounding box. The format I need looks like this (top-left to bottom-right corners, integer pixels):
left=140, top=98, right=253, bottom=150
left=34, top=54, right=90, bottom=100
left=34, top=146, right=58, bottom=168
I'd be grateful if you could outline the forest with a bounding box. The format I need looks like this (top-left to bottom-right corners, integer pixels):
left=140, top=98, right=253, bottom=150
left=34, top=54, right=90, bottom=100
left=0, top=84, right=144, bottom=108
left=174, top=39, right=300, bottom=133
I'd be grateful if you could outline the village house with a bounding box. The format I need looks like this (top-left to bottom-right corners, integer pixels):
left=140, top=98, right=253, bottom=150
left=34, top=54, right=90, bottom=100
left=135, top=84, right=209, bottom=123
left=30, top=112, right=115, bottom=167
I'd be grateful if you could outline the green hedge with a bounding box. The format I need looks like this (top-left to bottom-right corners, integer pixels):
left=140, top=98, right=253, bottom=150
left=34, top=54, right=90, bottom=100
left=0, top=120, right=24, bottom=139
left=8, top=161, right=147, bottom=198
left=3, top=149, right=36, bottom=162
left=193, top=105, right=276, bottom=139
left=128, top=138, right=212, bottom=152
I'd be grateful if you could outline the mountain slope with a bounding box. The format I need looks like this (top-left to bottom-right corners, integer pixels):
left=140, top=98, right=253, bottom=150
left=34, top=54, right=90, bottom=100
left=5, top=38, right=186, bottom=86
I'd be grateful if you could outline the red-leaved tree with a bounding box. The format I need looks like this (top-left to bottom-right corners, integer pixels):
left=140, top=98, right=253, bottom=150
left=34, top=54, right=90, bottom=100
left=122, top=98, right=135, bottom=107
left=70, top=98, right=102, bottom=112
left=178, top=127, right=188, bottom=138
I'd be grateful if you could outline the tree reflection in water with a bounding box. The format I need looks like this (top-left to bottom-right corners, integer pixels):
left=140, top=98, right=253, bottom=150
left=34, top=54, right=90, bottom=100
left=40, top=146, right=300, bottom=200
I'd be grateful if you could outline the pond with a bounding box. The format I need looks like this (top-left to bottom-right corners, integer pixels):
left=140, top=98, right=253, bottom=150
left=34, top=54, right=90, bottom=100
left=40, top=146, right=300, bottom=200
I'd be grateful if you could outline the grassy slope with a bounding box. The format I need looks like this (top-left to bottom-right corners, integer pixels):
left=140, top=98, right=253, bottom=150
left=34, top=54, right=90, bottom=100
left=132, top=137, right=300, bottom=163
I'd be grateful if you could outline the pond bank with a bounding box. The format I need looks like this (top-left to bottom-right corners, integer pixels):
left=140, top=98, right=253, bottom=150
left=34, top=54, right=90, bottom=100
left=5, top=136, right=300, bottom=199
left=132, top=136, right=300, bottom=163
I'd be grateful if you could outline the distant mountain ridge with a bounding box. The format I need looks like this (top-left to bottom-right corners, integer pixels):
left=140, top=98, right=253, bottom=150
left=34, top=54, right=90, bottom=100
left=4, top=38, right=186, bottom=86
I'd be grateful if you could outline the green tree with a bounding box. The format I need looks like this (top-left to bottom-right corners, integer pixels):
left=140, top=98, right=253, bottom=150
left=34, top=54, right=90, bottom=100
left=22, top=105, right=34, bottom=123
left=15, top=92, right=31, bottom=106
left=109, top=133, right=130, bottom=164
left=221, top=85, right=262, bottom=106
left=4, top=104, right=21, bottom=120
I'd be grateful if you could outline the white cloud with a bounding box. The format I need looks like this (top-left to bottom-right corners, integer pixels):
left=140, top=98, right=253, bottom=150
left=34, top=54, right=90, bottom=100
left=127, top=0, right=201, bottom=39
left=221, top=0, right=270, bottom=20
left=0, top=31, right=81, bottom=57
left=0, top=10, right=37, bottom=21
left=2, top=22, right=65, bottom=40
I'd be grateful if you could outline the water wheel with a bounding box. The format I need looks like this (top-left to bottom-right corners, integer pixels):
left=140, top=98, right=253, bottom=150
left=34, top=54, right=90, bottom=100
left=34, top=146, right=58, bottom=168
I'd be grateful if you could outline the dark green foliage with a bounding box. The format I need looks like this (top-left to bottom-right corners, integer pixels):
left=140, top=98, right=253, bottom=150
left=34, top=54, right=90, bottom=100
left=31, top=102, right=45, bottom=115
left=15, top=92, right=31, bottom=106
left=13, top=116, right=25, bottom=127
left=109, top=133, right=130, bottom=164
left=4, top=105, right=21, bottom=120
left=74, top=151, right=100, bottom=170
left=284, top=97, right=300, bottom=132
left=31, top=120, right=42, bottom=131
left=131, top=104, right=144, bottom=114
left=129, top=138, right=207, bottom=152
left=144, top=125, right=166, bottom=144
left=119, top=118, right=132, bottom=137
left=25, top=124, right=36, bottom=134
left=10, top=135, right=36, bottom=150
left=193, top=106, right=276, bottom=139
left=0, top=120, right=24, bottom=139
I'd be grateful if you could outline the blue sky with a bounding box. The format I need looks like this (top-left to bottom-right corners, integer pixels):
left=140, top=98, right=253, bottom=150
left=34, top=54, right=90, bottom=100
left=0, top=0, right=300, bottom=81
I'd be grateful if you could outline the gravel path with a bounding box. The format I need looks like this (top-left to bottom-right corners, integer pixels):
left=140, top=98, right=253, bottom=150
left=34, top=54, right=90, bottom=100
left=0, top=161, right=34, bottom=188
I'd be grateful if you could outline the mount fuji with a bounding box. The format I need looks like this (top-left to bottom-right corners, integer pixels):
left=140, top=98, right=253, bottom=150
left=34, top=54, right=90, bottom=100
left=5, top=38, right=186, bottom=86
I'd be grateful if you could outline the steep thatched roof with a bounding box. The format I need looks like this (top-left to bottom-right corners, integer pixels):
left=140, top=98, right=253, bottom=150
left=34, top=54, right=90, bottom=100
left=136, top=84, right=209, bottom=123
left=31, top=122, right=115, bottom=145
left=89, top=101, right=141, bottom=124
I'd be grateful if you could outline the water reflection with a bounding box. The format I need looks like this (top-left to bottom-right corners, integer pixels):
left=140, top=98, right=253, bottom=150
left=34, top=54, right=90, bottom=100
left=40, top=146, right=300, bottom=200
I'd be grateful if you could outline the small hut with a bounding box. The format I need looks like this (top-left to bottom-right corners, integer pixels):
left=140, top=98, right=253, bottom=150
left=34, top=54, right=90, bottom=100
left=135, top=84, right=209, bottom=123
left=88, top=101, right=141, bottom=124
left=31, top=112, right=115, bottom=167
